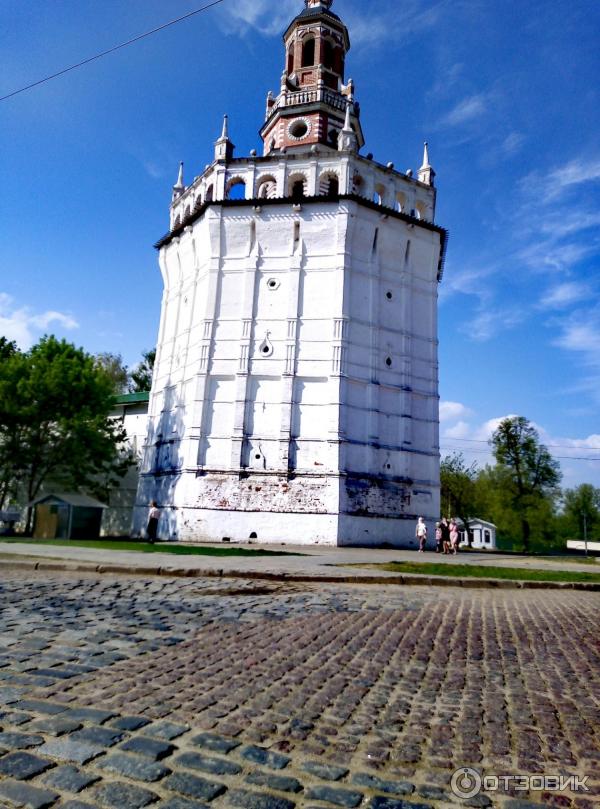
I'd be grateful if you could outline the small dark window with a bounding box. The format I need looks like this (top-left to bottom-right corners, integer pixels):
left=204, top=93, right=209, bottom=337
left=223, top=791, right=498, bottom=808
left=302, top=38, right=315, bottom=67
left=249, top=531, right=258, bottom=539
left=255, top=454, right=261, bottom=460
left=206, top=185, right=214, bottom=202
left=287, top=47, right=294, bottom=74
left=326, top=176, right=339, bottom=197
left=386, top=357, right=392, bottom=367
left=386, top=291, right=393, bottom=300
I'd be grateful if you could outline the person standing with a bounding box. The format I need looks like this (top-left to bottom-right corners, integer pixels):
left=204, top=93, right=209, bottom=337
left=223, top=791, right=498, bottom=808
left=416, top=517, right=428, bottom=552
left=435, top=521, right=443, bottom=553
left=449, top=518, right=460, bottom=555
left=147, top=501, right=160, bottom=544
left=440, top=517, right=451, bottom=555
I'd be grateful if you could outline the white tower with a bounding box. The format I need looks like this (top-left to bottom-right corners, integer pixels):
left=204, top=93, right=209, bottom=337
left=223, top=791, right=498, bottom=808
left=135, top=0, right=447, bottom=546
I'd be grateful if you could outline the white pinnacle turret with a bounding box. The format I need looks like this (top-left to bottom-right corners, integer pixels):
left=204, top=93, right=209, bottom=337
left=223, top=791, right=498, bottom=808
left=418, top=141, right=436, bottom=187
left=172, top=161, right=185, bottom=201
left=421, top=142, right=431, bottom=169
left=214, top=114, right=235, bottom=162
left=338, top=102, right=358, bottom=153
left=221, top=114, right=229, bottom=140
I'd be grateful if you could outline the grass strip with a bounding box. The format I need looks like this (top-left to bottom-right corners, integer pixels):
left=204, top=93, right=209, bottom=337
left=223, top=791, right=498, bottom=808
left=0, top=538, right=301, bottom=557
left=356, top=561, right=600, bottom=583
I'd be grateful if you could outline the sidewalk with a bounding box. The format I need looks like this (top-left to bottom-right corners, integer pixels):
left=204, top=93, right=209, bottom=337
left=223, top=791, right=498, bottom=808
left=1, top=540, right=598, bottom=590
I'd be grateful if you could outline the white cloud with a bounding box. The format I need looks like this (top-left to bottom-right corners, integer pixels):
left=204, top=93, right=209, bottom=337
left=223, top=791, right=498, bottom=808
left=538, top=211, right=600, bottom=240
left=220, top=0, right=298, bottom=37
left=464, top=307, right=525, bottom=342
left=439, top=401, right=473, bottom=422
left=552, top=311, right=600, bottom=404
left=0, top=293, right=78, bottom=349
left=523, top=157, right=600, bottom=204
left=501, top=131, right=525, bottom=156
left=540, top=282, right=592, bottom=310
left=442, top=93, right=488, bottom=126
left=518, top=240, right=597, bottom=274
left=219, top=0, right=449, bottom=47
left=554, top=319, right=600, bottom=364
left=544, top=158, right=600, bottom=202
left=345, top=0, right=448, bottom=46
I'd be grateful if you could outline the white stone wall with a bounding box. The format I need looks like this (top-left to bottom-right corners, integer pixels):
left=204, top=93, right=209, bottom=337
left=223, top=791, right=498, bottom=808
left=134, top=152, right=443, bottom=546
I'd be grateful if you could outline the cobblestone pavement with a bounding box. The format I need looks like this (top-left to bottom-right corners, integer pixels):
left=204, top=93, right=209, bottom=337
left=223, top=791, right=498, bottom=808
left=0, top=567, right=598, bottom=809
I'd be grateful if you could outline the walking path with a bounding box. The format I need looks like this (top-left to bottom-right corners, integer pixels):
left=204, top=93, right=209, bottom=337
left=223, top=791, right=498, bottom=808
left=0, top=541, right=596, bottom=580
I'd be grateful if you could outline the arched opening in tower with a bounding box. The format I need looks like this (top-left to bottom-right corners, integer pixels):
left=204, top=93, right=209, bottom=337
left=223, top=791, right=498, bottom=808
left=302, top=38, right=315, bottom=67
left=323, top=40, right=335, bottom=71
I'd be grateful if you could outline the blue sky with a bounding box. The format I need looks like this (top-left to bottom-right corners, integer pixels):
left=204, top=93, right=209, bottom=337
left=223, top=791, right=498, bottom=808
left=1, top=0, right=599, bottom=487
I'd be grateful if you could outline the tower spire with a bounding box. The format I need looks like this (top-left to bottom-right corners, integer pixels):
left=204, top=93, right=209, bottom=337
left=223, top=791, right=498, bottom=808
left=338, top=103, right=358, bottom=153
left=172, top=161, right=185, bottom=201
left=214, top=114, right=235, bottom=162
left=418, top=142, right=436, bottom=187
left=221, top=114, right=229, bottom=140
left=305, top=0, right=333, bottom=7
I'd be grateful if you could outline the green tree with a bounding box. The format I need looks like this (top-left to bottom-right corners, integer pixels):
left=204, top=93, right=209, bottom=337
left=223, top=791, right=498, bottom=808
left=491, top=416, right=561, bottom=551
left=0, top=340, right=24, bottom=509
left=0, top=338, right=17, bottom=361
left=440, top=452, right=478, bottom=544
left=95, top=352, right=129, bottom=395
left=561, top=484, right=600, bottom=542
left=0, top=336, right=133, bottom=531
left=129, top=348, right=156, bottom=393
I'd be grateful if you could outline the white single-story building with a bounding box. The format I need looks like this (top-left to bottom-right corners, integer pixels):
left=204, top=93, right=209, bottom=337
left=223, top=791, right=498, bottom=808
left=457, top=518, right=497, bottom=550
left=102, top=392, right=149, bottom=536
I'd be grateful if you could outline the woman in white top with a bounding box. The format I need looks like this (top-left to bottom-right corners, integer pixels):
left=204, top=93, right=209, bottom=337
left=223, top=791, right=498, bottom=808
left=416, top=517, right=427, bottom=552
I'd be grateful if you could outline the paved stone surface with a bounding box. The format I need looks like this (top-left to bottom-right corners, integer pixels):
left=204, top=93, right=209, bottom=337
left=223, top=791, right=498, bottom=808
left=0, top=750, right=53, bottom=780
left=0, top=776, right=59, bottom=808
left=0, top=567, right=598, bottom=808
left=41, top=763, right=99, bottom=792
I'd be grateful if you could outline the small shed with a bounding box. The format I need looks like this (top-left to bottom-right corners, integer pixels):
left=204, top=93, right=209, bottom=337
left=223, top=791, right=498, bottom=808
left=457, top=518, right=497, bottom=550
left=31, top=494, right=107, bottom=540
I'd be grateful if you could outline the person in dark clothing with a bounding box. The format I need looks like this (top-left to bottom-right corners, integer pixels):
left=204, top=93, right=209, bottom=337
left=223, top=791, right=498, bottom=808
left=435, top=521, right=443, bottom=553
left=147, top=501, right=160, bottom=544
left=440, top=517, right=451, bottom=555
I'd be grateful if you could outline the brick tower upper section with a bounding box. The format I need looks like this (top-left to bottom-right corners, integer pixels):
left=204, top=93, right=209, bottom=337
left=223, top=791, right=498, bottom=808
left=260, top=0, right=364, bottom=155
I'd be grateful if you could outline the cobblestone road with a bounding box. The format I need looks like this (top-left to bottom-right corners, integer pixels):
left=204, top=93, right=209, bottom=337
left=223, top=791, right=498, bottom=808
left=0, top=567, right=598, bottom=809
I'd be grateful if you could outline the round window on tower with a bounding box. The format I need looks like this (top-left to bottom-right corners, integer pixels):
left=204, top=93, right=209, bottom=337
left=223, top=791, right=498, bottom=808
left=288, top=118, right=311, bottom=141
